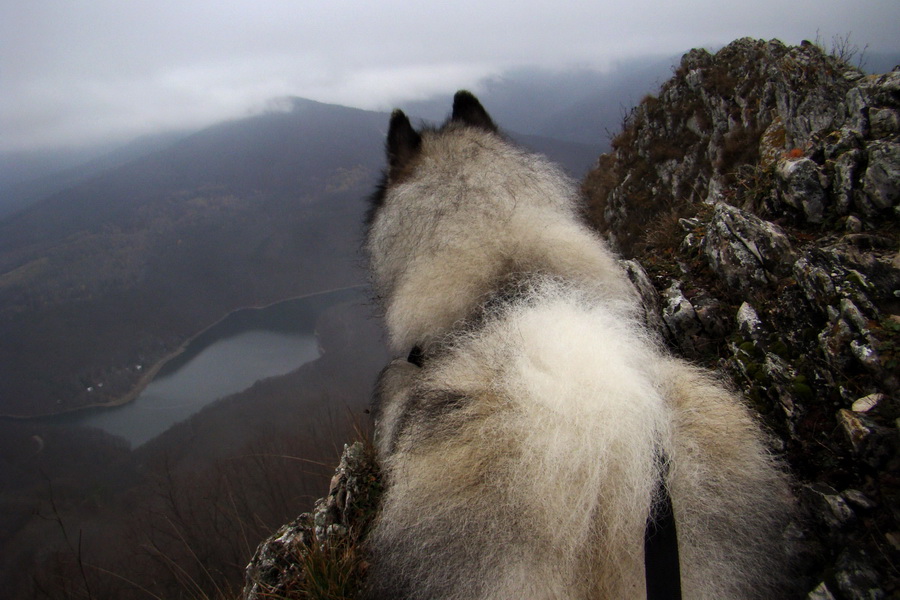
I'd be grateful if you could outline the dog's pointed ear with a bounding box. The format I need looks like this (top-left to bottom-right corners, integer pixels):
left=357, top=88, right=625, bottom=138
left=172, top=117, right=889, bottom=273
left=387, top=109, right=421, bottom=179
left=451, top=90, right=497, bottom=132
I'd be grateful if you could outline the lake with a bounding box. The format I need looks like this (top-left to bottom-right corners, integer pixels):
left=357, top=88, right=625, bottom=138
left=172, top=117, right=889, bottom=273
left=56, top=286, right=367, bottom=447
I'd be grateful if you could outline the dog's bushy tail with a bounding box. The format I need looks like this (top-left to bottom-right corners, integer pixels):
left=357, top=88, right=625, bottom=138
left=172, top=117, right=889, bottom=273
left=366, top=282, right=672, bottom=599
left=661, top=359, right=798, bottom=600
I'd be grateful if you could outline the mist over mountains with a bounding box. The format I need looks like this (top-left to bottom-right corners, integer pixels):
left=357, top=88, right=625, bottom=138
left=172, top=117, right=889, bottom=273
left=0, top=99, right=380, bottom=417
left=402, top=57, right=678, bottom=144
left=0, top=58, right=685, bottom=218
left=0, top=64, right=661, bottom=419
left=0, top=131, right=192, bottom=220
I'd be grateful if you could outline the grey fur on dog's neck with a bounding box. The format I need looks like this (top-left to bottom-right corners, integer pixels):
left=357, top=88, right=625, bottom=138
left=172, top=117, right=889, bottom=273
left=367, top=124, right=636, bottom=354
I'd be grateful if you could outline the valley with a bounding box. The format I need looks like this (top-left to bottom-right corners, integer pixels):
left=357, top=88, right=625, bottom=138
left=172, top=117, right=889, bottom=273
left=0, top=80, right=612, bottom=597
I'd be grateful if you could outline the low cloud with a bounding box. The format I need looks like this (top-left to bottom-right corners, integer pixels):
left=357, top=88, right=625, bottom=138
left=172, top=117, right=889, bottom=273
left=2, top=0, right=898, bottom=152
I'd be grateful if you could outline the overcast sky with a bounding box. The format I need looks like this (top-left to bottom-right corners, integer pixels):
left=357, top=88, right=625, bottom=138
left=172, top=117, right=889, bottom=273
left=2, top=0, right=899, bottom=153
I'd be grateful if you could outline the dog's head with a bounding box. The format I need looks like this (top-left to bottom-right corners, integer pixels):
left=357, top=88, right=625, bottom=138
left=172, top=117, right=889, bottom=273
left=364, top=91, right=624, bottom=352
left=389, top=90, right=496, bottom=185
left=366, top=90, right=498, bottom=225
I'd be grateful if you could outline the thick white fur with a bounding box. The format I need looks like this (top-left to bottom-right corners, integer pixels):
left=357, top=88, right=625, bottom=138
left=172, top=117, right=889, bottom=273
left=367, top=127, right=636, bottom=355
left=365, top=119, right=794, bottom=599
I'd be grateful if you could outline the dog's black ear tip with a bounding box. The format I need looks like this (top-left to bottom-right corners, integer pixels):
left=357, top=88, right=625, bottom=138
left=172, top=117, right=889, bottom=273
left=453, top=89, right=477, bottom=103
left=387, top=109, right=421, bottom=176
left=389, top=110, right=414, bottom=137
left=451, top=90, right=496, bottom=132
left=452, top=90, right=481, bottom=116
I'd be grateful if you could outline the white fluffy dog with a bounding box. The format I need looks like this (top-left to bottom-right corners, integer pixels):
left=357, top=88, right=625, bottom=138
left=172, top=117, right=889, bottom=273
left=362, top=91, right=795, bottom=600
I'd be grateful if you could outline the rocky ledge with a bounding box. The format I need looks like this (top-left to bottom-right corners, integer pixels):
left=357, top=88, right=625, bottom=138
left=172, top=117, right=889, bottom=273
left=584, top=37, right=899, bottom=599
left=243, top=441, right=379, bottom=600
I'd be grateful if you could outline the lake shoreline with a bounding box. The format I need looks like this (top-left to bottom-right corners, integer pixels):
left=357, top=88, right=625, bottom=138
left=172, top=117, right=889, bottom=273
left=0, top=284, right=369, bottom=421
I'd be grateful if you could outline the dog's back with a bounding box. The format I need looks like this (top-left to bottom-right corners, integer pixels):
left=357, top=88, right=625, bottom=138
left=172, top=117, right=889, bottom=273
left=364, top=91, right=795, bottom=599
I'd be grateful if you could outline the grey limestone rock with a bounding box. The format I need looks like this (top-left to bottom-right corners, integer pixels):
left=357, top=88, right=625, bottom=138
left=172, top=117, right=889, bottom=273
left=620, top=258, right=665, bottom=336
left=807, top=581, right=837, bottom=600
left=661, top=281, right=703, bottom=353
left=862, top=141, right=900, bottom=213
left=736, top=302, right=764, bottom=340
left=833, top=549, right=885, bottom=600
left=869, top=107, right=900, bottom=139
left=802, top=482, right=857, bottom=537
left=776, top=157, right=826, bottom=223
left=832, top=148, right=863, bottom=215
left=702, top=201, right=795, bottom=289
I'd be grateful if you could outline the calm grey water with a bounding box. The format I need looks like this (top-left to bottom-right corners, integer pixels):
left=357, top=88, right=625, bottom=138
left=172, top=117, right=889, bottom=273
left=74, top=332, right=320, bottom=447
left=55, top=286, right=365, bottom=447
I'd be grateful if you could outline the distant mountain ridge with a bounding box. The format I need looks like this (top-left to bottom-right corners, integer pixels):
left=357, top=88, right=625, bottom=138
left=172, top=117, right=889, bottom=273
left=0, top=131, right=192, bottom=219
left=0, top=58, right=686, bottom=222
left=400, top=58, right=678, bottom=146
left=0, top=94, right=601, bottom=418
left=0, top=99, right=387, bottom=417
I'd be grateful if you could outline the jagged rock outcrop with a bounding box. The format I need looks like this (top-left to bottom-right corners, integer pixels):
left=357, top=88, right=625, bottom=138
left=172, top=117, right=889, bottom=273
left=245, top=38, right=899, bottom=600
left=243, top=442, right=380, bottom=599
left=585, top=38, right=899, bottom=600
left=583, top=37, right=897, bottom=256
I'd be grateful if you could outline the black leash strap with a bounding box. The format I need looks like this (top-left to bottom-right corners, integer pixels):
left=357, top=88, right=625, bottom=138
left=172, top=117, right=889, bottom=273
left=644, top=459, right=682, bottom=600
